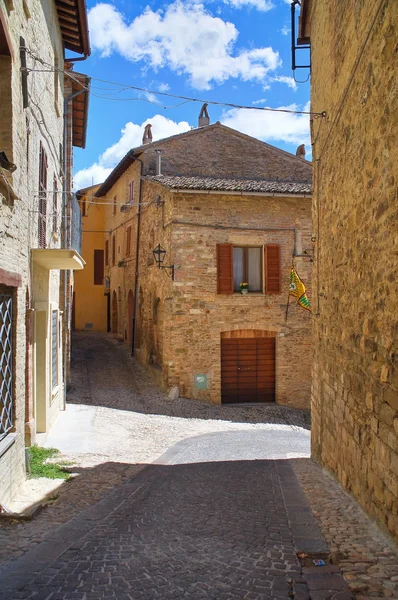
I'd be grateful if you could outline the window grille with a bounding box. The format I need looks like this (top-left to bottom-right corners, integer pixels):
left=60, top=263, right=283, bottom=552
left=0, top=293, right=13, bottom=441
left=52, top=310, right=58, bottom=390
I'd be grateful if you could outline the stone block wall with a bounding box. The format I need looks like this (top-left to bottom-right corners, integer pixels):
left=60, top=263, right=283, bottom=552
left=102, top=161, right=142, bottom=343
left=309, top=0, right=398, bottom=539
left=0, top=0, right=65, bottom=504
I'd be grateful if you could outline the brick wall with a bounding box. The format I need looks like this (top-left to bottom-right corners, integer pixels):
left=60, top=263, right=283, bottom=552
left=309, top=0, right=398, bottom=539
left=136, top=181, right=312, bottom=407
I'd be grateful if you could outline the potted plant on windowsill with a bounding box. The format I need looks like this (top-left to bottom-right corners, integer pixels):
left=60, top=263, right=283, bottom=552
left=240, top=282, right=249, bottom=294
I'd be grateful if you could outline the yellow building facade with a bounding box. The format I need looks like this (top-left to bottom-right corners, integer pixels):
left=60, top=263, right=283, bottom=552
left=75, top=185, right=108, bottom=332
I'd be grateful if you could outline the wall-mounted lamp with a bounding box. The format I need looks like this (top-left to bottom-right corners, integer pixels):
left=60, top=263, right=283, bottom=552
left=153, top=244, right=175, bottom=280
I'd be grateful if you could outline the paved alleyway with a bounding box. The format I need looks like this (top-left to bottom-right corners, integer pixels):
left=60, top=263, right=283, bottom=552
left=0, top=333, right=397, bottom=599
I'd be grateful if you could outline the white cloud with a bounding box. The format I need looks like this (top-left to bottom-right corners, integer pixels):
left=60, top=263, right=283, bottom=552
left=252, top=98, right=267, bottom=105
left=88, top=2, right=280, bottom=89
left=73, top=115, right=191, bottom=190
left=221, top=101, right=311, bottom=147
left=270, top=75, right=297, bottom=90
left=224, top=0, right=273, bottom=11
left=158, top=82, right=170, bottom=92
left=73, top=164, right=113, bottom=191
left=280, top=24, right=290, bottom=35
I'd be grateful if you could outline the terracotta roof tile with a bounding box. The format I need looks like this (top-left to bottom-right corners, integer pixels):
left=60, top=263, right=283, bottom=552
left=145, top=175, right=312, bottom=195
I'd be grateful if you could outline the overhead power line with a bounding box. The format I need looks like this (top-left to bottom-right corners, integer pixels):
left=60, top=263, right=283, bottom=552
left=22, top=47, right=326, bottom=118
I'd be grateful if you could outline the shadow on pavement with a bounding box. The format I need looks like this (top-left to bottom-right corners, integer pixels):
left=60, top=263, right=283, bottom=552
left=0, top=457, right=348, bottom=600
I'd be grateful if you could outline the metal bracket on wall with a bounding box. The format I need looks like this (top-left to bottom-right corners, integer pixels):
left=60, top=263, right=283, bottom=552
left=291, top=1, right=311, bottom=71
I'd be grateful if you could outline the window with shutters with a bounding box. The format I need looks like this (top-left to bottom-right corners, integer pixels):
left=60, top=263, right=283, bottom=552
left=112, top=235, right=116, bottom=265
left=217, top=243, right=280, bottom=295
left=128, top=181, right=134, bottom=204
left=94, top=249, right=104, bottom=285
left=126, top=226, right=132, bottom=256
left=105, top=240, right=109, bottom=266
left=38, top=142, right=48, bottom=248
left=52, top=176, right=58, bottom=235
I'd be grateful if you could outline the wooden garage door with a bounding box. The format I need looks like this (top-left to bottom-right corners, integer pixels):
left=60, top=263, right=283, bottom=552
left=221, top=337, right=275, bottom=404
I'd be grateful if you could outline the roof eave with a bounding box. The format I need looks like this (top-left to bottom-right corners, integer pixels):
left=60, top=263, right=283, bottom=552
left=95, top=151, right=138, bottom=197
left=71, top=73, right=90, bottom=149
left=56, top=0, right=91, bottom=57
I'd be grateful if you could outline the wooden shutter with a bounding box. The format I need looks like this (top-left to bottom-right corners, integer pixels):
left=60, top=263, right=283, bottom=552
left=94, top=250, right=104, bottom=285
left=217, top=244, right=233, bottom=294
left=128, top=181, right=134, bottom=204
left=126, top=226, right=132, bottom=256
left=38, top=143, right=48, bottom=248
left=265, top=245, right=281, bottom=294
left=112, top=236, right=116, bottom=265
left=105, top=240, right=109, bottom=266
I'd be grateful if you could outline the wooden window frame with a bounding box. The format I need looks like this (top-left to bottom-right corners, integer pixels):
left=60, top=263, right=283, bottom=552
left=126, top=226, right=132, bottom=257
left=233, top=246, right=263, bottom=293
left=112, top=235, right=116, bottom=265
left=38, top=142, right=48, bottom=248
left=52, top=176, right=58, bottom=235
left=128, top=181, right=134, bottom=204
left=94, top=249, right=104, bottom=285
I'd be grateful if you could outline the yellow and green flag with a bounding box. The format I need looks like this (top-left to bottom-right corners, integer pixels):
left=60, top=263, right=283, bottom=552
left=289, top=267, right=311, bottom=312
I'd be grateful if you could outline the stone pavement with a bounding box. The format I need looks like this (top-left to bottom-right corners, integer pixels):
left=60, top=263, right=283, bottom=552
left=0, top=332, right=397, bottom=599
left=0, top=433, right=353, bottom=600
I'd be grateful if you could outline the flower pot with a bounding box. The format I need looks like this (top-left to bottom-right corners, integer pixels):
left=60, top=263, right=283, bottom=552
left=241, top=289, right=248, bottom=294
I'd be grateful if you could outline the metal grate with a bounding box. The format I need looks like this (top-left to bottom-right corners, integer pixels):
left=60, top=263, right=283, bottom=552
left=52, top=310, right=58, bottom=389
left=0, top=293, right=13, bottom=441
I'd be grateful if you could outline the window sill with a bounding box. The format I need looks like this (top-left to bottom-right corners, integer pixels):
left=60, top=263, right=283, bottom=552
left=0, top=433, right=16, bottom=459
left=233, top=292, right=264, bottom=296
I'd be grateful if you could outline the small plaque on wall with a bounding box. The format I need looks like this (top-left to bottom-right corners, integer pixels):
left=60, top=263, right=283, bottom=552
left=194, top=374, right=208, bottom=389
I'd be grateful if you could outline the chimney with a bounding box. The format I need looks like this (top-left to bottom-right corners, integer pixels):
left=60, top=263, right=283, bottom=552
left=142, top=123, right=153, bottom=145
left=155, top=149, right=162, bottom=176
left=296, top=144, right=306, bottom=159
left=198, top=103, right=210, bottom=127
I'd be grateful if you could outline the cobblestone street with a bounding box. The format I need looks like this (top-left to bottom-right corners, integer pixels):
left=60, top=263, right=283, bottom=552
left=0, top=333, right=397, bottom=599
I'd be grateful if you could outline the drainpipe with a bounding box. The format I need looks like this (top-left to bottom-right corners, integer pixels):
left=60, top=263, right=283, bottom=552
left=132, top=157, right=144, bottom=355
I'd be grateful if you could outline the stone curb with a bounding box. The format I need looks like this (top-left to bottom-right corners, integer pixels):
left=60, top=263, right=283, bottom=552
left=276, top=461, right=354, bottom=600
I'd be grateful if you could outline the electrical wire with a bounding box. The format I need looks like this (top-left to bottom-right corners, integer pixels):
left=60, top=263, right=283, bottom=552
left=21, top=47, right=325, bottom=118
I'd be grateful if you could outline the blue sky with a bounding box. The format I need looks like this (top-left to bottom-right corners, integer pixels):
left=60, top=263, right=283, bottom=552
left=72, top=0, right=311, bottom=189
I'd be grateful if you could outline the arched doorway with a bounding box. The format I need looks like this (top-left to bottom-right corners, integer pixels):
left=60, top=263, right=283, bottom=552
left=111, top=290, right=118, bottom=334
left=220, top=330, right=276, bottom=404
left=127, top=290, right=134, bottom=346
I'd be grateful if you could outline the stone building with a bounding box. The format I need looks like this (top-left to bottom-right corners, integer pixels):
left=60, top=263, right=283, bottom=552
left=91, top=118, right=313, bottom=407
left=0, top=0, right=89, bottom=505
left=298, top=0, right=398, bottom=538
left=74, top=184, right=108, bottom=332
